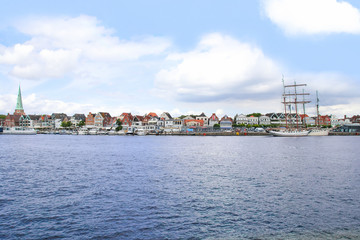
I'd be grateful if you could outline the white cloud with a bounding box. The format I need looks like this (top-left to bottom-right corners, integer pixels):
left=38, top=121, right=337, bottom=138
left=262, top=0, right=360, bottom=35
left=0, top=15, right=171, bottom=81
left=155, top=33, right=283, bottom=102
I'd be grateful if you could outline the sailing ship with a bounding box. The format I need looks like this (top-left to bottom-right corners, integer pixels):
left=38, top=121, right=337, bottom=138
left=268, top=77, right=311, bottom=137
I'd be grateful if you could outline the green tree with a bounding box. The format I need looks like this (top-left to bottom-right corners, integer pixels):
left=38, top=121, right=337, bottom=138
left=115, top=119, right=123, bottom=132
left=246, top=113, right=262, bottom=117
left=0, top=114, right=6, bottom=119
left=61, top=121, right=72, bottom=128
left=213, top=124, right=220, bottom=129
left=78, top=120, right=85, bottom=127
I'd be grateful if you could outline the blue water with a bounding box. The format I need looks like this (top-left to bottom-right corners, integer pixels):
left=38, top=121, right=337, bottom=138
left=1, top=135, right=360, bottom=239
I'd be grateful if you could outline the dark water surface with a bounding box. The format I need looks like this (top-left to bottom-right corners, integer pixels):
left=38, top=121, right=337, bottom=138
left=1, top=135, right=360, bottom=239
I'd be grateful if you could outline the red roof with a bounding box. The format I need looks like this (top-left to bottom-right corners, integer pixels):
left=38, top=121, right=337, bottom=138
left=147, top=112, right=158, bottom=117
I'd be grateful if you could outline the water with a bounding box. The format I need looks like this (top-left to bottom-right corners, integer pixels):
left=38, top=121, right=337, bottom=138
left=1, top=135, right=360, bottom=239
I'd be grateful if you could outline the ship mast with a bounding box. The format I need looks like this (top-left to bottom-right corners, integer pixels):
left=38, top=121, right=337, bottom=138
left=282, top=76, right=288, bottom=128
left=282, top=79, right=310, bottom=129
left=302, top=89, right=306, bottom=127
left=316, top=90, right=320, bottom=127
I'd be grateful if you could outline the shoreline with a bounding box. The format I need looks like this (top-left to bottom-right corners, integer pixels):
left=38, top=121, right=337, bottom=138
left=1, top=131, right=359, bottom=136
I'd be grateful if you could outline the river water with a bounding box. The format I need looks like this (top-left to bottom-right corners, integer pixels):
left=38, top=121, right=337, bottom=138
left=1, top=135, right=359, bottom=239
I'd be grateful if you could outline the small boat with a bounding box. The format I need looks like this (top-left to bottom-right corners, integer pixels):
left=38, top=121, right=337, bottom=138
left=78, top=128, right=89, bottom=135
left=88, top=129, right=98, bottom=135
left=2, top=127, right=36, bottom=135
left=135, top=129, right=147, bottom=136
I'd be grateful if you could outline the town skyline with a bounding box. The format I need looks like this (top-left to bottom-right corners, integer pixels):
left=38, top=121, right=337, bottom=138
left=1, top=0, right=360, bottom=117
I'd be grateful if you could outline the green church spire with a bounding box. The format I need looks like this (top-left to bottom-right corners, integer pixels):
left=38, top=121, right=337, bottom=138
left=15, top=85, right=24, bottom=110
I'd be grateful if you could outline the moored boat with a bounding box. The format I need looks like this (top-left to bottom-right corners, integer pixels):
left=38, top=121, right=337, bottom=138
left=268, top=129, right=310, bottom=137
left=308, top=128, right=329, bottom=136
left=268, top=76, right=311, bottom=137
left=3, top=127, right=36, bottom=135
left=135, top=129, right=147, bottom=136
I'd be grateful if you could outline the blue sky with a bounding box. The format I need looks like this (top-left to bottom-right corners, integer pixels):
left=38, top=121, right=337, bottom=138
left=1, top=0, right=360, bottom=117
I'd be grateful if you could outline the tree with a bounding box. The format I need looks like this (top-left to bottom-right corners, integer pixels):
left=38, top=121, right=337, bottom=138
left=78, top=120, right=85, bottom=127
left=61, top=121, right=72, bottom=128
left=213, top=124, right=220, bottom=129
left=115, top=119, right=123, bottom=132
left=246, top=113, right=262, bottom=117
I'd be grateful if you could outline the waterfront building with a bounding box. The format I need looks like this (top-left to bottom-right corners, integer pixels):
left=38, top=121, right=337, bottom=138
left=94, top=112, right=112, bottom=127
left=330, top=115, right=339, bottom=127
left=266, top=113, right=281, bottom=125
left=234, top=114, right=247, bottom=125
left=71, top=114, right=86, bottom=126
left=303, top=116, right=316, bottom=126
left=350, top=115, right=360, bottom=124
left=258, top=115, right=271, bottom=125
left=51, top=113, right=69, bottom=129
left=184, top=119, right=204, bottom=127
left=247, top=115, right=259, bottom=125
left=39, top=115, right=52, bottom=128
left=142, top=115, right=151, bottom=125
left=86, top=112, right=96, bottom=126
left=4, top=114, right=20, bottom=127
left=315, top=115, right=331, bottom=126
left=208, top=113, right=219, bottom=127
left=196, top=113, right=208, bottom=126
left=219, top=115, right=233, bottom=129
left=120, top=113, right=133, bottom=130
left=338, top=115, right=352, bottom=126
left=19, top=114, right=32, bottom=127
left=160, top=112, right=172, bottom=120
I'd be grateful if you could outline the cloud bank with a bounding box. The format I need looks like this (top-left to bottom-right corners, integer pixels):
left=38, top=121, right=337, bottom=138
left=155, top=33, right=283, bottom=102
left=262, top=0, right=360, bottom=35
left=0, top=15, right=171, bottom=81
left=0, top=15, right=359, bottom=117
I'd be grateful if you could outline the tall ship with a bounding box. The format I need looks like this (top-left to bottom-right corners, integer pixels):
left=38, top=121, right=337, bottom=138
left=268, top=77, right=311, bottom=137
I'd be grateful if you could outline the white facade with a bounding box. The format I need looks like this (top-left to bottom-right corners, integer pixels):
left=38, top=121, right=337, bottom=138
left=247, top=116, right=259, bottom=125
left=235, top=114, right=247, bottom=125
left=259, top=116, right=270, bottom=125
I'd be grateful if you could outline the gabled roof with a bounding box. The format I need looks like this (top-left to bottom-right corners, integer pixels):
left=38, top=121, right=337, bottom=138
left=160, top=112, right=172, bottom=119
left=51, top=113, right=68, bottom=120
left=28, top=114, right=41, bottom=120
left=209, top=113, right=219, bottom=121
left=198, top=112, right=207, bottom=117
left=121, top=112, right=132, bottom=117
left=72, top=114, right=86, bottom=120
left=98, top=112, right=112, bottom=119
left=147, top=112, right=158, bottom=117
left=220, top=115, right=233, bottom=122
left=133, top=115, right=144, bottom=121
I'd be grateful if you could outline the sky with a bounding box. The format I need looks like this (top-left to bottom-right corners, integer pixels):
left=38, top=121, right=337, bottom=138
left=1, top=0, right=360, bottom=118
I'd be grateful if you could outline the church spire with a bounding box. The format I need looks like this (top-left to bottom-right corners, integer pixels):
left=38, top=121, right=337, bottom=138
left=14, top=84, right=25, bottom=115
left=16, top=85, right=24, bottom=110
